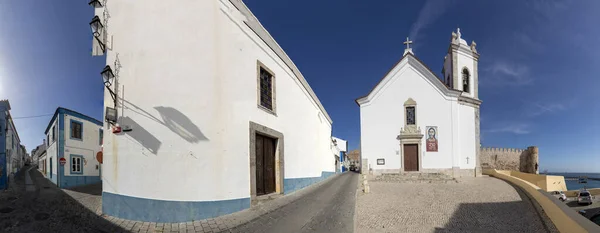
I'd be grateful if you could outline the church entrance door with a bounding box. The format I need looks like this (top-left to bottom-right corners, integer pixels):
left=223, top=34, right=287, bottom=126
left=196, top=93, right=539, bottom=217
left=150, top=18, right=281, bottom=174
left=255, top=134, right=276, bottom=196
left=404, top=144, right=419, bottom=171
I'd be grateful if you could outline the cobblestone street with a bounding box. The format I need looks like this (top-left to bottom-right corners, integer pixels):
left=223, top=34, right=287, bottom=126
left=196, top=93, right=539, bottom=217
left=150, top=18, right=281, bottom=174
left=356, top=176, right=558, bottom=233
left=0, top=167, right=358, bottom=233
left=0, top=165, right=118, bottom=233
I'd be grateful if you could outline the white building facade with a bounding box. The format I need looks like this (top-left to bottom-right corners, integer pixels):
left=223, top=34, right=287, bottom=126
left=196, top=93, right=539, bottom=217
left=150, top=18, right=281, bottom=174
left=0, top=100, right=22, bottom=189
left=357, top=29, right=482, bottom=178
left=90, top=0, right=336, bottom=222
left=43, top=108, right=103, bottom=188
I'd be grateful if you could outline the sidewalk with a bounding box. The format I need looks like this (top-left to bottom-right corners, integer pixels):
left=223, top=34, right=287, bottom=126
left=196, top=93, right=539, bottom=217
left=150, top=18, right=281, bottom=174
left=66, top=172, right=344, bottom=232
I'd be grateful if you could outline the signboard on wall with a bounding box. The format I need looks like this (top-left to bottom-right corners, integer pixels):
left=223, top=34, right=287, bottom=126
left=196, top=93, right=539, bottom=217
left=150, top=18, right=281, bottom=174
left=426, top=126, right=438, bottom=152
left=377, top=158, right=385, bottom=165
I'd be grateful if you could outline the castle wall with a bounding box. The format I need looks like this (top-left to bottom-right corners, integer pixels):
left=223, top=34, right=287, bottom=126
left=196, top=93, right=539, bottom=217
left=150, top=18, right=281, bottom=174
left=480, top=146, right=539, bottom=174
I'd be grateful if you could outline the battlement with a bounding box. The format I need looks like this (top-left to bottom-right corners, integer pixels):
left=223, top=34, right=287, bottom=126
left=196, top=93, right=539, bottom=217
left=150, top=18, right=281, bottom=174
left=480, top=146, right=539, bottom=173
left=480, top=147, right=526, bottom=154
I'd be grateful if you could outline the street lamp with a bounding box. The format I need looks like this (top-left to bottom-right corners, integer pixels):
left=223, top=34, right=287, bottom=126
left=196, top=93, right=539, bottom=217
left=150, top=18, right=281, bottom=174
left=101, top=65, right=117, bottom=108
left=89, top=16, right=106, bottom=52
left=88, top=0, right=103, bottom=8
left=89, top=16, right=103, bottom=37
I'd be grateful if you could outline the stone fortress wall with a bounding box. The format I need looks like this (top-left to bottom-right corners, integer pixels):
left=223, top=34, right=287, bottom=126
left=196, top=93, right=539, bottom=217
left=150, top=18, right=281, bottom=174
left=480, top=146, right=539, bottom=174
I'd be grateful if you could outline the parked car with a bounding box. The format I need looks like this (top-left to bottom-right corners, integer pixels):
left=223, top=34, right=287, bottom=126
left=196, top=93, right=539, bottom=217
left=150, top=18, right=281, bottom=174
left=578, top=190, right=593, bottom=205
left=349, top=165, right=356, bottom=171
left=551, top=191, right=567, bottom=201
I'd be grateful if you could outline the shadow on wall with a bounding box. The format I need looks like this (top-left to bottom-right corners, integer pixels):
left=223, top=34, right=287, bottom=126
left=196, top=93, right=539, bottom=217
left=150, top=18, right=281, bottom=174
left=434, top=182, right=554, bottom=233
left=154, top=106, right=208, bottom=143
left=120, top=116, right=162, bottom=154
left=119, top=100, right=209, bottom=154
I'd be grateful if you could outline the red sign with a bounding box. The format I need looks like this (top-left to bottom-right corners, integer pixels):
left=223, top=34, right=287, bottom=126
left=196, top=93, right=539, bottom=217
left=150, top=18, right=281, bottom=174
left=96, top=151, right=103, bottom=164
left=59, top=158, right=67, bottom=166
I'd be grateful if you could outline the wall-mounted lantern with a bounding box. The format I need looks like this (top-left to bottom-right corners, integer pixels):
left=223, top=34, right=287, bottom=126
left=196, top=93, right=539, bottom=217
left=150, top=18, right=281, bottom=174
left=88, top=0, right=103, bottom=8
left=101, top=65, right=117, bottom=108
left=89, top=16, right=106, bottom=52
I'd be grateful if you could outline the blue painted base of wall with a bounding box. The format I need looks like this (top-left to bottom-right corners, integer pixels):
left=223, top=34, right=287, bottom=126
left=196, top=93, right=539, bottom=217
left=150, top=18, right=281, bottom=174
left=283, top=171, right=336, bottom=194
left=50, top=174, right=57, bottom=185
left=102, top=192, right=251, bottom=223
left=60, top=175, right=101, bottom=189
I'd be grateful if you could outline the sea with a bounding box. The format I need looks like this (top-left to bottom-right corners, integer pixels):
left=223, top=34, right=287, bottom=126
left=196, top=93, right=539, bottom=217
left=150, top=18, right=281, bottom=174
left=543, top=172, right=600, bottom=190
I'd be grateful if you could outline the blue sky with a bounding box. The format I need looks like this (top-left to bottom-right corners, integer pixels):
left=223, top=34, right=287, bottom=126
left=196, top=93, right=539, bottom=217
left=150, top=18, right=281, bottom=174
left=1, top=1, right=599, bottom=172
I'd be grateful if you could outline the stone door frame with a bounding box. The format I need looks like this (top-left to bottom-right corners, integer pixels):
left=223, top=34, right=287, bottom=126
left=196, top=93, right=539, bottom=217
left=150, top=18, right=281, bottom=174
left=399, top=138, right=423, bottom=173
left=249, top=121, right=284, bottom=206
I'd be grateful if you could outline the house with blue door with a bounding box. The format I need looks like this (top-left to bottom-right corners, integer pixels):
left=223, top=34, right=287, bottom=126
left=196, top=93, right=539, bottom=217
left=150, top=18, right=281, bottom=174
left=43, top=107, right=103, bottom=188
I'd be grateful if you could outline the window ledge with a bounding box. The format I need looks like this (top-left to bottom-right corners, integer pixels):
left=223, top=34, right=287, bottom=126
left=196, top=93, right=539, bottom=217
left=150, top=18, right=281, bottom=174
left=258, top=105, right=277, bottom=117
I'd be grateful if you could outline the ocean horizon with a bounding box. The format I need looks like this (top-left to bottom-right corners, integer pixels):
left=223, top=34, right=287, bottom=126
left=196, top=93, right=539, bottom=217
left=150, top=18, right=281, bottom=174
left=544, top=172, right=600, bottom=190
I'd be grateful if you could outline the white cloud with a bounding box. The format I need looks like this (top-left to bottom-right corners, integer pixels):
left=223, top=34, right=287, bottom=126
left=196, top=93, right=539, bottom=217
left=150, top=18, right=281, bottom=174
left=481, top=61, right=533, bottom=86
left=408, top=0, right=454, bottom=45
left=526, top=102, right=567, bottom=117
left=485, top=123, right=531, bottom=135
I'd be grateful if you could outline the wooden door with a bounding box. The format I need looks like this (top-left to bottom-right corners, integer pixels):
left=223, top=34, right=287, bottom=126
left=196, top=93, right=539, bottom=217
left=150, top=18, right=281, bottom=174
left=255, top=134, right=276, bottom=196
left=403, top=144, right=419, bottom=171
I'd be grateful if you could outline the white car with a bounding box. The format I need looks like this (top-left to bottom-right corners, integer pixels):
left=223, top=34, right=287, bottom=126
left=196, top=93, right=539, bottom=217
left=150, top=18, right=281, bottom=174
left=552, top=191, right=567, bottom=202
left=578, top=190, right=593, bottom=205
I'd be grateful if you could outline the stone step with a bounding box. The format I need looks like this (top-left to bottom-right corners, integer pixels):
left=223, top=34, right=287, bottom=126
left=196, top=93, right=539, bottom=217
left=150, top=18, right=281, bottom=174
left=373, top=172, right=458, bottom=184
left=372, top=179, right=458, bottom=184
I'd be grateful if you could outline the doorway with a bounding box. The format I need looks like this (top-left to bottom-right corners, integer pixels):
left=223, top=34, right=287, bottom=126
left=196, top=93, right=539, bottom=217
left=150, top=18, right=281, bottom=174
left=49, top=158, right=53, bottom=178
left=403, top=144, right=419, bottom=171
left=255, top=134, right=276, bottom=196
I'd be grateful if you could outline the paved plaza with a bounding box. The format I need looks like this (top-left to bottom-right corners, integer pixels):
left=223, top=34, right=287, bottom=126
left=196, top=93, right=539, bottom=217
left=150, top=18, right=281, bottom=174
left=355, top=176, right=558, bottom=233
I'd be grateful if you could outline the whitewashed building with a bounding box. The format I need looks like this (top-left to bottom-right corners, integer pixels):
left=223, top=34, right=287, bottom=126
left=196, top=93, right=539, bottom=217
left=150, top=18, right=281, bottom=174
left=43, top=107, right=103, bottom=188
left=357, top=29, right=482, bottom=178
left=0, top=99, right=22, bottom=189
left=331, top=137, right=348, bottom=172
left=89, top=0, right=336, bottom=222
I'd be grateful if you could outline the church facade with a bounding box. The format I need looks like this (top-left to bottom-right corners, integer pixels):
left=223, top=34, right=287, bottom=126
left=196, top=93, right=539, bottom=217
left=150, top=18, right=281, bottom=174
left=357, top=29, right=482, bottom=177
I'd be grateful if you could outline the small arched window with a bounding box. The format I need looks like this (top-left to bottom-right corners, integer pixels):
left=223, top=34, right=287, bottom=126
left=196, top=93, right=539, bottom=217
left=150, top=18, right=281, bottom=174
left=462, top=68, right=470, bottom=93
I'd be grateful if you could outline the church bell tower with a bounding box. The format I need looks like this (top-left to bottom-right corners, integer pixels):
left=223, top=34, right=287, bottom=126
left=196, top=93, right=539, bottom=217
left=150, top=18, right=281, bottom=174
left=442, top=28, right=480, bottom=99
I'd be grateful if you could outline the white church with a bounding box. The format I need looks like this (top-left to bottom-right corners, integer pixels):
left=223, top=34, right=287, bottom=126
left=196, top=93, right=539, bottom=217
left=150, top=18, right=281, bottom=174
left=357, top=29, right=482, bottom=178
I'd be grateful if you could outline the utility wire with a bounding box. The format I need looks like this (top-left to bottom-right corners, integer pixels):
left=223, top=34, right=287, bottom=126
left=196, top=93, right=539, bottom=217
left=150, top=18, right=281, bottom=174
left=11, top=114, right=54, bottom=120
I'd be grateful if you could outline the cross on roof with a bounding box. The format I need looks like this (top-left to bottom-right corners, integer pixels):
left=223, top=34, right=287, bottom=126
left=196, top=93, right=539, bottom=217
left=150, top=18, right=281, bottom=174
left=403, top=37, right=413, bottom=49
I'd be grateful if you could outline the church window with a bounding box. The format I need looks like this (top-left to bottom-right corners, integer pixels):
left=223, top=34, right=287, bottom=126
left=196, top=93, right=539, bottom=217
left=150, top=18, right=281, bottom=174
left=462, top=68, right=470, bottom=93
left=406, top=107, right=415, bottom=125
left=257, top=61, right=276, bottom=114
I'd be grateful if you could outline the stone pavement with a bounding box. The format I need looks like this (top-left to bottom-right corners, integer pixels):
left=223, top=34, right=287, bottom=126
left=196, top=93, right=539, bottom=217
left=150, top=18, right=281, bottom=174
left=355, top=176, right=558, bottom=233
left=2, top=167, right=355, bottom=232
left=227, top=171, right=358, bottom=233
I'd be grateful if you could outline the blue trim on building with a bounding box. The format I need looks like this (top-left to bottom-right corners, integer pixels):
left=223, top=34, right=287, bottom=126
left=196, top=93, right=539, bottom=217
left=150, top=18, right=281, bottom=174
left=69, top=154, right=84, bottom=174
left=69, top=119, right=84, bottom=141
left=45, top=107, right=102, bottom=134
left=58, top=113, right=65, bottom=187
left=283, top=171, right=336, bottom=194
left=102, top=192, right=251, bottom=223
left=60, top=175, right=101, bottom=189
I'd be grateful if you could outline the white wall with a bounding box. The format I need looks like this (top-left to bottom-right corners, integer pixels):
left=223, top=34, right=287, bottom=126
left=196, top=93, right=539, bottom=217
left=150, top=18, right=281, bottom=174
left=332, top=137, right=347, bottom=152
left=360, top=61, right=455, bottom=171
left=63, top=114, right=102, bottom=177
left=100, top=0, right=334, bottom=202
left=46, top=118, right=58, bottom=177
left=459, top=104, right=476, bottom=169
left=6, top=119, right=20, bottom=174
